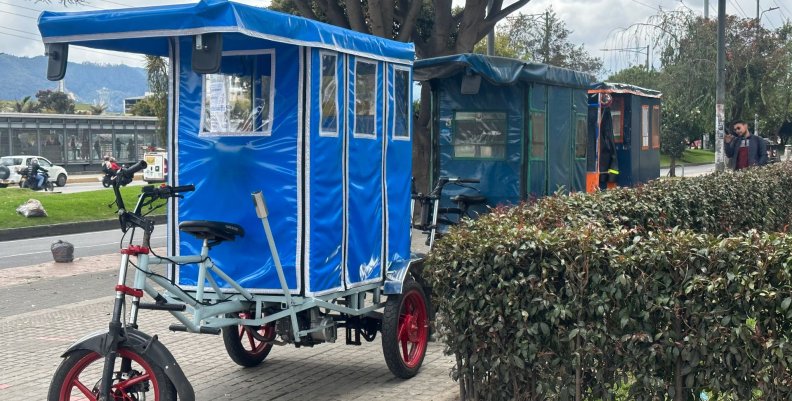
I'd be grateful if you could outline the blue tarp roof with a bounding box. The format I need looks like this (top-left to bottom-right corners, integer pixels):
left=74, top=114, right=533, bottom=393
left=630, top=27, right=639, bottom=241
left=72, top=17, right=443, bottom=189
left=413, top=53, right=594, bottom=89
left=37, top=0, right=414, bottom=63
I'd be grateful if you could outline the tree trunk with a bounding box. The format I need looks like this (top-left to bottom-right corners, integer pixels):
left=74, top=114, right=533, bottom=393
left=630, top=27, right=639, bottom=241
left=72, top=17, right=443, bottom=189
left=413, top=83, right=433, bottom=197
left=668, top=157, right=676, bottom=177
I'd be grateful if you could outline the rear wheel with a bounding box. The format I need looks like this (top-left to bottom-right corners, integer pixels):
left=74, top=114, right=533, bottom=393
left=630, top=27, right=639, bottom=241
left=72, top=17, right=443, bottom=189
left=222, top=312, right=276, bottom=367
left=382, top=278, right=429, bottom=379
left=56, top=173, right=67, bottom=187
left=0, top=184, right=7, bottom=188
left=48, top=347, right=176, bottom=401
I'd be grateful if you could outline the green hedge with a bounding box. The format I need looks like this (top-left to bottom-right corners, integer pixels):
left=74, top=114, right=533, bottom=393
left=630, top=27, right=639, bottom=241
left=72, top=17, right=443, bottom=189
left=426, top=162, right=792, bottom=401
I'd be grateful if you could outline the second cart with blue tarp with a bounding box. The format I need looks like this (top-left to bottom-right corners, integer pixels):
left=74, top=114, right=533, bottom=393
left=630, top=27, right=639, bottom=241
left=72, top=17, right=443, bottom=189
left=38, top=1, right=427, bottom=399
left=413, top=54, right=594, bottom=207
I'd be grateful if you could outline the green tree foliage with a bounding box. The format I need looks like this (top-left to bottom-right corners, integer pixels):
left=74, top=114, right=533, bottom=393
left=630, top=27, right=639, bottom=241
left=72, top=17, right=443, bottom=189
left=609, top=10, right=792, bottom=147
left=12, top=96, right=38, bottom=113
left=89, top=103, right=107, bottom=115
left=35, top=89, right=75, bottom=114
left=128, top=96, right=159, bottom=117
left=144, top=56, right=169, bottom=145
left=474, top=8, right=603, bottom=76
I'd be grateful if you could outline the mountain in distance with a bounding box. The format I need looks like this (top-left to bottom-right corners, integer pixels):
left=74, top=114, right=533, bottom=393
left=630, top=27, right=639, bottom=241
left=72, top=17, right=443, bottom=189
left=0, top=53, right=148, bottom=113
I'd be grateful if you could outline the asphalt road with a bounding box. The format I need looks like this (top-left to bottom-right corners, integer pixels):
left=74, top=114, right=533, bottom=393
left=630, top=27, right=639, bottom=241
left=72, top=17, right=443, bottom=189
left=660, top=163, right=715, bottom=177
left=0, top=226, right=166, bottom=270
left=53, top=179, right=146, bottom=194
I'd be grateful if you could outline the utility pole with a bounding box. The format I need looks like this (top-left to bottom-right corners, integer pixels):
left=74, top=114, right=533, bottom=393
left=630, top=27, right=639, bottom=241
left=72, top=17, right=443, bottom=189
left=705, top=0, right=709, bottom=19
left=486, top=0, right=494, bottom=55
left=715, top=0, right=726, bottom=172
left=757, top=0, right=760, bottom=20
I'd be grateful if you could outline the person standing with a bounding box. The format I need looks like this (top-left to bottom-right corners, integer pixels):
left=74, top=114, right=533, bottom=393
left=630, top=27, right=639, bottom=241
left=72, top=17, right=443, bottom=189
left=724, top=120, right=768, bottom=170
left=94, top=139, right=102, bottom=160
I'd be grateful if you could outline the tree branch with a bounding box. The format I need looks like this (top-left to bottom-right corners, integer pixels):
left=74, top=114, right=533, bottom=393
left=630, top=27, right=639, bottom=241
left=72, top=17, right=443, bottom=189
left=368, top=0, right=386, bottom=37
left=476, top=0, right=532, bottom=41
left=345, top=0, right=369, bottom=33
left=292, top=0, right=319, bottom=20
left=322, top=0, right=351, bottom=29
left=382, top=0, right=395, bottom=39
left=430, top=0, right=453, bottom=54
left=397, top=0, right=423, bottom=42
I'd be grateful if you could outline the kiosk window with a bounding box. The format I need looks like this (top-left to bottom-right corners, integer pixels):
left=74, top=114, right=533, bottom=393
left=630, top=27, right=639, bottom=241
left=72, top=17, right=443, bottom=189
left=652, top=105, right=660, bottom=149
left=641, top=105, right=649, bottom=150
left=202, top=52, right=274, bottom=136
left=575, top=113, right=587, bottom=158
left=393, top=68, right=410, bottom=139
left=611, top=97, right=623, bottom=143
left=354, top=60, right=377, bottom=138
left=453, top=111, right=507, bottom=159
left=530, top=111, right=546, bottom=160
left=320, top=53, right=338, bottom=135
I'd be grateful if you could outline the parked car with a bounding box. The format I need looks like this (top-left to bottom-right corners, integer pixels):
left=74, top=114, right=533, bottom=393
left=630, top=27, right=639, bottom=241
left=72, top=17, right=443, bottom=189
left=0, top=155, right=69, bottom=188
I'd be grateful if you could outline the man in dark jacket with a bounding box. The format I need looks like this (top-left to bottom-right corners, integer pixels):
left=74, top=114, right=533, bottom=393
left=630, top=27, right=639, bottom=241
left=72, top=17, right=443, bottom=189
left=724, top=120, right=768, bottom=170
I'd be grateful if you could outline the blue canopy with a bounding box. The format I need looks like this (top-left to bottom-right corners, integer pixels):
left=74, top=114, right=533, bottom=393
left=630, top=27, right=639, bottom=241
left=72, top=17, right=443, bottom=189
left=414, top=53, right=593, bottom=89
left=38, top=0, right=414, bottom=64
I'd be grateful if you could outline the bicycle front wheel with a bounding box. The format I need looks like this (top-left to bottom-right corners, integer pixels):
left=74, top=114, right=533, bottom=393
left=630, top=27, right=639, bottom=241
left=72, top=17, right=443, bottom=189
left=48, top=347, right=176, bottom=401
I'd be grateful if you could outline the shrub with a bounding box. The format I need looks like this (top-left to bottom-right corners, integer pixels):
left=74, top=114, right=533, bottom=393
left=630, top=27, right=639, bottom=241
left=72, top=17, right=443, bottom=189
left=426, top=162, right=792, bottom=401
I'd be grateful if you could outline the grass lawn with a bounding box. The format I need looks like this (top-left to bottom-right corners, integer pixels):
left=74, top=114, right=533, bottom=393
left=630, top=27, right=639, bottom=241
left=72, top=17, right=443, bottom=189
left=660, top=149, right=715, bottom=168
left=0, top=186, right=164, bottom=229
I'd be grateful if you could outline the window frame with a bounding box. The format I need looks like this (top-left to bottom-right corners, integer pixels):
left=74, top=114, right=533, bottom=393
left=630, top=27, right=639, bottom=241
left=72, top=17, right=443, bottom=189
left=318, top=51, right=339, bottom=138
left=451, top=110, right=508, bottom=160
left=651, top=104, right=661, bottom=149
left=641, top=104, right=650, bottom=150
left=392, top=65, right=411, bottom=141
left=529, top=109, right=547, bottom=161
left=352, top=58, right=379, bottom=139
left=610, top=97, right=624, bottom=144
left=199, top=49, right=276, bottom=137
left=574, top=112, right=587, bottom=159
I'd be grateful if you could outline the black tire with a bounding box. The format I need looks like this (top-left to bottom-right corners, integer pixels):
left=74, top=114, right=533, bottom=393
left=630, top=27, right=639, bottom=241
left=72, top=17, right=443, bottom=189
left=382, top=278, right=430, bottom=379
left=48, top=347, right=177, bottom=401
left=0, top=165, right=9, bottom=180
left=56, top=174, right=67, bottom=187
left=0, top=184, right=7, bottom=188
left=46, top=181, right=54, bottom=192
left=222, top=312, right=276, bottom=367
left=102, top=175, right=112, bottom=188
left=20, top=180, right=27, bottom=189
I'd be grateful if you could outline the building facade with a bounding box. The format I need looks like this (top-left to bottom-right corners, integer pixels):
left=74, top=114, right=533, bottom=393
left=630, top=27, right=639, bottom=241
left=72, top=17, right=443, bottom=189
left=0, top=113, right=159, bottom=172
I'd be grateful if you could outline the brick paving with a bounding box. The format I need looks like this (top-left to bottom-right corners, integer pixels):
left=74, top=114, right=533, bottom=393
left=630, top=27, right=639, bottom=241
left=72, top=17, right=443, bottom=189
left=0, top=234, right=459, bottom=401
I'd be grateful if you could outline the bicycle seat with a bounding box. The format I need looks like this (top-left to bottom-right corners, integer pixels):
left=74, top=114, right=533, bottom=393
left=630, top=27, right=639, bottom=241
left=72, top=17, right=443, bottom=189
left=179, top=220, right=244, bottom=246
left=450, top=194, right=487, bottom=205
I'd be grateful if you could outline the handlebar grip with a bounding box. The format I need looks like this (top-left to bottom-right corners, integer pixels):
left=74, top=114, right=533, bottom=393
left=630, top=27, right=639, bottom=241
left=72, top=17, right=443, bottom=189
left=171, top=184, right=195, bottom=194
left=457, top=178, right=480, bottom=184
left=120, top=160, right=148, bottom=179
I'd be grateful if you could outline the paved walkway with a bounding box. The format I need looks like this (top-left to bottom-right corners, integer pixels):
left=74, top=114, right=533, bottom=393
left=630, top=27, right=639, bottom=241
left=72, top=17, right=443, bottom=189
left=0, top=249, right=458, bottom=401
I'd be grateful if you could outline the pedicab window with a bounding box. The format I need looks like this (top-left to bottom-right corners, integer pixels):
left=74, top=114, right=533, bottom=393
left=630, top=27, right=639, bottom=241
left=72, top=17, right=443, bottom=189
left=201, top=52, right=274, bottom=136
left=453, top=111, right=507, bottom=159
left=652, top=105, right=661, bottom=149
left=354, top=60, right=377, bottom=138
left=575, top=114, right=587, bottom=158
left=320, top=53, right=338, bottom=136
left=530, top=111, right=546, bottom=160
left=393, top=67, right=410, bottom=139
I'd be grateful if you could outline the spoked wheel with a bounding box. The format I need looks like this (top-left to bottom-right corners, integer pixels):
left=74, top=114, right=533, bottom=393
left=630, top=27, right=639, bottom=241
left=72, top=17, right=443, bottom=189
left=382, top=278, right=429, bottom=379
left=222, top=312, right=277, bottom=367
left=48, top=347, right=176, bottom=401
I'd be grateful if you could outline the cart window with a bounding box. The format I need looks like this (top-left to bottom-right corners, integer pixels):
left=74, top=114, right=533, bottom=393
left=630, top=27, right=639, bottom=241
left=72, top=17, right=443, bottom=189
left=611, top=97, right=623, bottom=143
left=641, top=105, right=649, bottom=150
left=320, top=53, right=338, bottom=136
left=354, top=60, right=377, bottom=138
left=393, top=67, right=410, bottom=139
left=201, top=52, right=274, bottom=136
left=453, top=111, right=507, bottom=159
left=530, top=111, right=546, bottom=160
left=652, top=105, right=660, bottom=149
left=575, top=113, right=587, bottom=158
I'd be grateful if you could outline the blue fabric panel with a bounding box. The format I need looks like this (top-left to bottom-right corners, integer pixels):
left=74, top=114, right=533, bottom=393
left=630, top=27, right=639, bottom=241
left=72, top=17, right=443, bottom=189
left=39, top=0, right=414, bottom=62
left=615, top=94, right=633, bottom=187
left=306, top=49, right=344, bottom=295
left=435, top=76, right=523, bottom=206
left=385, top=64, right=413, bottom=267
left=572, top=89, right=588, bottom=192
left=528, top=160, right=546, bottom=198
left=175, top=38, right=300, bottom=292
left=547, top=86, right=572, bottom=193
left=528, top=84, right=547, bottom=197
left=345, top=57, right=384, bottom=286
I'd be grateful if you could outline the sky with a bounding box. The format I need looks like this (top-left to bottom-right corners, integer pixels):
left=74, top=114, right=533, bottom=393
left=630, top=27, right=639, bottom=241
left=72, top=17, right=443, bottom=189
left=0, top=0, right=789, bottom=75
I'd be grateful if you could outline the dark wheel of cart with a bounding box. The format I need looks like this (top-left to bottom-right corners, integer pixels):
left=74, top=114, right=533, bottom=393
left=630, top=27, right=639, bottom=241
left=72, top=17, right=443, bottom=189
left=102, top=175, right=112, bottom=188
left=382, top=278, right=429, bottom=379
left=47, top=347, right=176, bottom=401
left=222, top=312, right=277, bottom=367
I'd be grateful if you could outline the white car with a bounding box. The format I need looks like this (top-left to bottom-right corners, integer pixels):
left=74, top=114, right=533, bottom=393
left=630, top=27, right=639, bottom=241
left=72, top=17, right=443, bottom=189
left=0, top=155, right=69, bottom=188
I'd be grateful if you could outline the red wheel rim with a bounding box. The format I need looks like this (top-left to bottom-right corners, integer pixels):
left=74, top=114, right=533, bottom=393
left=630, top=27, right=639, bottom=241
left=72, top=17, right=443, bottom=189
left=58, top=349, right=161, bottom=401
left=397, top=289, right=429, bottom=368
left=238, top=312, right=276, bottom=356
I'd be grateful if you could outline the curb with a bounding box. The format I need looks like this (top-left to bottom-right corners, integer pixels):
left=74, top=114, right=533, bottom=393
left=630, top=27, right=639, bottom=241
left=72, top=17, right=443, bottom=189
left=0, top=214, right=166, bottom=241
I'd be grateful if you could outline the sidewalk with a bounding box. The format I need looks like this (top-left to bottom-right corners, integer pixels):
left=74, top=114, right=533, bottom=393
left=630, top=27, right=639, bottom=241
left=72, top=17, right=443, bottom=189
left=0, top=252, right=459, bottom=401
